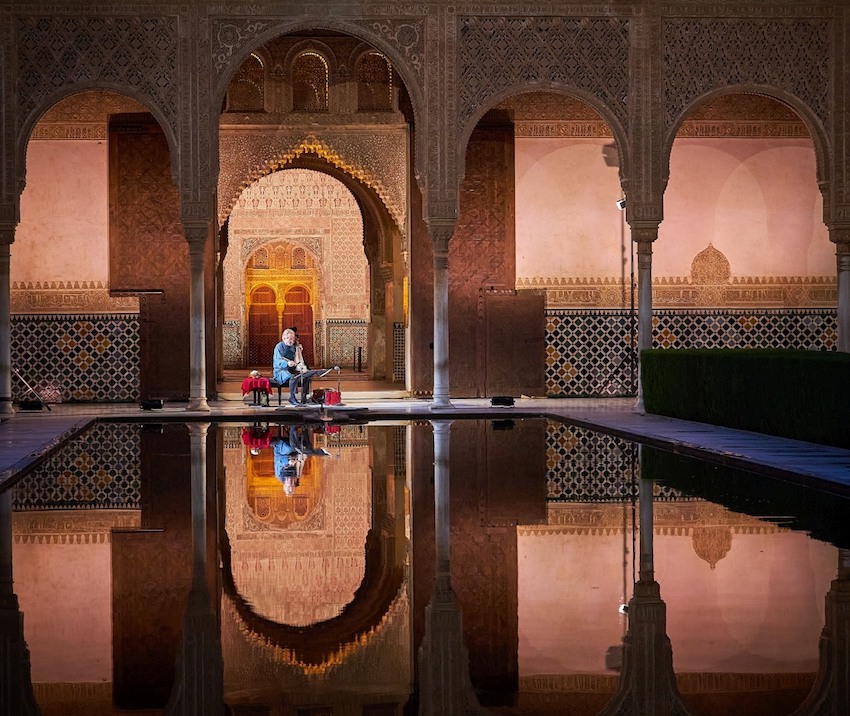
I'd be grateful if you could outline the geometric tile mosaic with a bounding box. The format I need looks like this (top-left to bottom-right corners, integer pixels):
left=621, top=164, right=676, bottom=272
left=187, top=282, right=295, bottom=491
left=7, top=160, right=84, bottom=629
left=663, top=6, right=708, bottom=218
left=546, top=308, right=838, bottom=398
left=322, top=318, right=369, bottom=369
left=12, top=423, right=142, bottom=511
left=12, top=313, right=140, bottom=402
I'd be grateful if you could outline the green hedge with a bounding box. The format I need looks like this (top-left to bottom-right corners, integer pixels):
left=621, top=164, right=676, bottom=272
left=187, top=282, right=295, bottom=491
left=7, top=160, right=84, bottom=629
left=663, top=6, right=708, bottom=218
left=641, top=348, right=850, bottom=449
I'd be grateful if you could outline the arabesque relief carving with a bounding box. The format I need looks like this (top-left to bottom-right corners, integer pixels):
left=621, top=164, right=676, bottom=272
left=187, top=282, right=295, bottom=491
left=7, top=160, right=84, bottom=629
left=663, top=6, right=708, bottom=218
left=663, top=17, right=830, bottom=134
left=16, top=15, right=180, bottom=131
left=457, top=15, right=630, bottom=129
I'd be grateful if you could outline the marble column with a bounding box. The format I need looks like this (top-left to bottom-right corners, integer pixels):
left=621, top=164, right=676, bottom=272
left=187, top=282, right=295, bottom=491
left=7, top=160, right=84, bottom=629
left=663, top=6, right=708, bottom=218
left=418, top=420, right=487, bottom=716
left=837, top=243, right=850, bottom=353
left=633, top=230, right=656, bottom=414
left=185, top=227, right=210, bottom=412
left=600, top=456, right=690, bottom=716
left=165, top=423, right=224, bottom=716
left=429, top=220, right=455, bottom=410
left=0, top=229, right=13, bottom=416
left=0, top=489, right=40, bottom=715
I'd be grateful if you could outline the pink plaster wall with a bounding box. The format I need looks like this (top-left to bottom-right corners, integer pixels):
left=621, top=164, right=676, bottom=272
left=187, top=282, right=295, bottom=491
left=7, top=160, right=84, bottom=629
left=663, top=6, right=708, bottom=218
left=518, top=529, right=835, bottom=677
left=660, top=138, right=831, bottom=279
left=515, top=136, right=831, bottom=283
left=14, top=541, right=112, bottom=682
left=15, top=140, right=110, bottom=284
left=515, top=138, right=624, bottom=280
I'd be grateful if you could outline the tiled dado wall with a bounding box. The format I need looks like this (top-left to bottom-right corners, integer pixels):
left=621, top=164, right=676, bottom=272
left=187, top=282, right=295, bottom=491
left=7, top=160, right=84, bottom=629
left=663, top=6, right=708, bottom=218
left=11, top=314, right=140, bottom=402
left=547, top=308, right=838, bottom=398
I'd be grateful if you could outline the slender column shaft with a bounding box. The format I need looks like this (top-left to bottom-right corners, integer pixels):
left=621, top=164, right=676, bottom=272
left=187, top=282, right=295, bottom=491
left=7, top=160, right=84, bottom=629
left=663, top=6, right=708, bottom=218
left=838, top=243, right=850, bottom=352
left=0, top=233, right=13, bottom=416
left=635, top=238, right=654, bottom=353
left=186, top=229, right=210, bottom=412
left=429, top=221, right=454, bottom=409
left=633, top=233, right=655, bottom=413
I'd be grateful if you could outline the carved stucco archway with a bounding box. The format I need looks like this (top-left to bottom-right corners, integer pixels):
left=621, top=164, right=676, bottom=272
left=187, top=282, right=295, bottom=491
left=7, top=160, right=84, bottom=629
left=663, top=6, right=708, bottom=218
left=210, top=17, right=428, bottom=201
left=665, top=85, right=831, bottom=201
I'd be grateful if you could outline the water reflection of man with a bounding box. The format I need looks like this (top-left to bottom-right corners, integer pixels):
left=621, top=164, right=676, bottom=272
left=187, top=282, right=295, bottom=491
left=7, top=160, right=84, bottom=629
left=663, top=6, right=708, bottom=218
left=272, top=425, right=330, bottom=495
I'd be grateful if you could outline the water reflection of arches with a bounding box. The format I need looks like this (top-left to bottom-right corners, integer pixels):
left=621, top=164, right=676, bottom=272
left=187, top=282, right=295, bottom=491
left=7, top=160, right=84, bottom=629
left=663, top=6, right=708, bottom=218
left=220, top=470, right=404, bottom=667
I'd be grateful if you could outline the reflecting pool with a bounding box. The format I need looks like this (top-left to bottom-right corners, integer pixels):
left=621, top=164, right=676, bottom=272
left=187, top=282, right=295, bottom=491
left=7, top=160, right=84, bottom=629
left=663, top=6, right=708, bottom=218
left=1, top=418, right=848, bottom=716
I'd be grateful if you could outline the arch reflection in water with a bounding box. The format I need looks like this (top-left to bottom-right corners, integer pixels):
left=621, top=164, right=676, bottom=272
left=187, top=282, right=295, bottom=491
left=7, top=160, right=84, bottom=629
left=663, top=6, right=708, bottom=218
left=0, top=419, right=848, bottom=715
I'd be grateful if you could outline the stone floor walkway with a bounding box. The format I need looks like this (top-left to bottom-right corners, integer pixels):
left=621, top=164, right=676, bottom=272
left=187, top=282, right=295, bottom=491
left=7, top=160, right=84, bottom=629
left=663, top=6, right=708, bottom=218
left=2, top=396, right=850, bottom=496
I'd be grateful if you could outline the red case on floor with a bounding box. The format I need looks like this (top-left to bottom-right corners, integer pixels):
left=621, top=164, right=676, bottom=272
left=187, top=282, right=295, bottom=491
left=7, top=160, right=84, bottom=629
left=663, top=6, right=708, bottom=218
left=324, top=389, right=341, bottom=405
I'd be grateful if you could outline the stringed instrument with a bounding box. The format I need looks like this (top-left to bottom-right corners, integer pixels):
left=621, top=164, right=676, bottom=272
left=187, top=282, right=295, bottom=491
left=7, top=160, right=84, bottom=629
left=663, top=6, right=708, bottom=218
left=291, top=337, right=308, bottom=374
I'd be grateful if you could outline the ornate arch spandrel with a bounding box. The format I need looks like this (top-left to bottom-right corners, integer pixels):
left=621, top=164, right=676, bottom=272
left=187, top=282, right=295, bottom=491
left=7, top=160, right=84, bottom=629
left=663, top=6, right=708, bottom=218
left=14, top=14, right=181, bottom=175
left=208, top=13, right=428, bottom=203
left=210, top=15, right=425, bottom=125
left=456, top=15, right=631, bottom=137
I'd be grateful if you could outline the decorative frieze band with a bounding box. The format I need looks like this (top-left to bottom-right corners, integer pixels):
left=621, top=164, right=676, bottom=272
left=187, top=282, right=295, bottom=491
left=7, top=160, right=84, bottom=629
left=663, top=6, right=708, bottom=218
left=514, top=119, right=809, bottom=139
left=11, top=281, right=139, bottom=314
left=518, top=275, right=837, bottom=309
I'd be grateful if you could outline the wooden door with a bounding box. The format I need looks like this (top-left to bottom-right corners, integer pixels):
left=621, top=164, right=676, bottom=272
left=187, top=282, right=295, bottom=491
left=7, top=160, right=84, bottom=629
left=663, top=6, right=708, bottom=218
left=482, top=290, right=546, bottom=397
left=281, top=285, right=315, bottom=365
left=248, top=286, right=279, bottom=367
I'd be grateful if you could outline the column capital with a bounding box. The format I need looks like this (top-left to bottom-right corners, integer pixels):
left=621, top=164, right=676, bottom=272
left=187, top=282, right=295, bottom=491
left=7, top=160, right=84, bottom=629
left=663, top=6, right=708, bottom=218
left=426, top=218, right=456, bottom=255
left=828, top=226, right=850, bottom=246
left=631, top=225, right=659, bottom=245
left=182, top=221, right=211, bottom=248
left=0, top=223, right=16, bottom=246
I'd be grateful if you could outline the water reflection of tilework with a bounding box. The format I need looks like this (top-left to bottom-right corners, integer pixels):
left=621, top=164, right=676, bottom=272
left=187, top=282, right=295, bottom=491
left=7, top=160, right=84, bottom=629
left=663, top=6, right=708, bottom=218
left=546, top=422, right=639, bottom=502
left=12, top=314, right=140, bottom=402
left=12, top=423, right=142, bottom=511
left=546, top=308, right=837, bottom=398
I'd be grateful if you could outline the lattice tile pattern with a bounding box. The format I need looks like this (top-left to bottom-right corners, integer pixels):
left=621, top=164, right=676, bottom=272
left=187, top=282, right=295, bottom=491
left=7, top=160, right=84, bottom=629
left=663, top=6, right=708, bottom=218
left=325, top=319, right=368, bottom=369
left=393, top=322, right=405, bottom=382
left=12, top=314, right=140, bottom=402
left=546, top=308, right=837, bottom=398
left=13, top=423, right=142, bottom=511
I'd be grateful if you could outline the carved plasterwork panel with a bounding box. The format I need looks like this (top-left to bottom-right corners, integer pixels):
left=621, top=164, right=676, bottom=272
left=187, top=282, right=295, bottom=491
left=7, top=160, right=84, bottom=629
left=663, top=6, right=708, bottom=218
left=218, top=129, right=407, bottom=230
left=28, top=91, right=148, bottom=141
left=457, top=15, right=630, bottom=130
left=16, top=14, right=179, bottom=134
left=210, top=12, right=426, bottom=94
left=662, top=17, right=830, bottom=134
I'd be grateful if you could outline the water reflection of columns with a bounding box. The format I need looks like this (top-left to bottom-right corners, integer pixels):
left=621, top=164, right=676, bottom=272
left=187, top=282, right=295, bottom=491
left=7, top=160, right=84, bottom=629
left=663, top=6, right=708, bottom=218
left=165, top=423, right=224, bottom=716
left=601, top=452, right=689, bottom=716
left=418, top=420, right=487, bottom=716
left=0, top=488, right=40, bottom=714
left=791, top=548, right=850, bottom=715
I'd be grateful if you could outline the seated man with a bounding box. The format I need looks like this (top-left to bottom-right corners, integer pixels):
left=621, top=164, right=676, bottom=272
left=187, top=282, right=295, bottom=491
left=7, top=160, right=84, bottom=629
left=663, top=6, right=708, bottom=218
left=272, top=327, right=312, bottom=405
